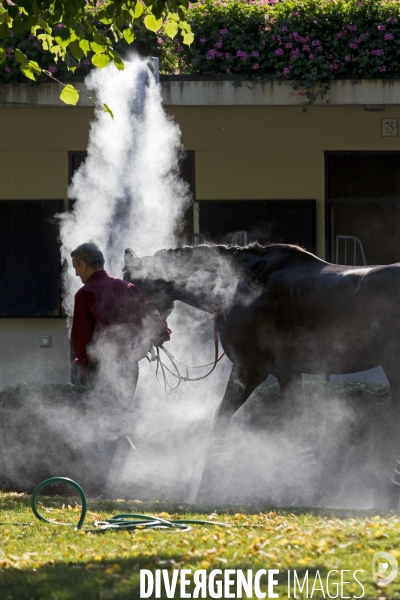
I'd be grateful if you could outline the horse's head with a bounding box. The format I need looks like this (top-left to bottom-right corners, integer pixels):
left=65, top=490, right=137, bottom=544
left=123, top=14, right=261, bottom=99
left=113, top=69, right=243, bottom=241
left=123, top=248, right=175, bottom=319
left=123, top=244, right=268, bottom=316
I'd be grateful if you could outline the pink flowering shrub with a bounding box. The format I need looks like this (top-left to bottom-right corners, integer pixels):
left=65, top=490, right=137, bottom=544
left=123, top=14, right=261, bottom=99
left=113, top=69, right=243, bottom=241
left=174, top=0, right=400, bottom=103
left=0, top=30, right=74, bottom=83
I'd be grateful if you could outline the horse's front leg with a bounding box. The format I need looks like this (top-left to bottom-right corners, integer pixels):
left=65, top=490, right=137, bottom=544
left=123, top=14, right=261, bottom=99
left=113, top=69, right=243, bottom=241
left=214, top=363, right=264, bottom=433
left=276, top=372, right=318, bottom=504
left=195, top=362, right=266, bottom=500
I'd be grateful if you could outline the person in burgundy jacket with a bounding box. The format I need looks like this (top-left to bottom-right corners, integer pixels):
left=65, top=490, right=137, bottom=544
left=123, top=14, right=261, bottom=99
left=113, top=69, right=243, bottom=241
left=70, top=242, right=169, bottom=396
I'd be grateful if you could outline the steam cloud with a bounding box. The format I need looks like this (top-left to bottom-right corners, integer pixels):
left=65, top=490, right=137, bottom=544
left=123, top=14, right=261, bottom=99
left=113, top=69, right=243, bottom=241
left=59, top=55, right=190, bottom=316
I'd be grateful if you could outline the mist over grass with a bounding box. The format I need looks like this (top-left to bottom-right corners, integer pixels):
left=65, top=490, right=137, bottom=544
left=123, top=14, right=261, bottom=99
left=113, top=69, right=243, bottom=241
left=0, top=381, right=395, bottom=510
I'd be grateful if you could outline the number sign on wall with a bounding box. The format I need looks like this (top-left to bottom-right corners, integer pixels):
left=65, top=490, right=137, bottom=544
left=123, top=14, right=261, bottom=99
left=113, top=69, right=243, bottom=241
left=381, top=118, right=398, bottom=137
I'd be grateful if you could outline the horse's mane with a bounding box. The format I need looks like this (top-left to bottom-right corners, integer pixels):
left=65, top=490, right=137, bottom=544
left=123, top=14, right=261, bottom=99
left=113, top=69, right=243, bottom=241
left=156, top=242, right=318, bottom=263
left=152, top=243, right=322, bottom=282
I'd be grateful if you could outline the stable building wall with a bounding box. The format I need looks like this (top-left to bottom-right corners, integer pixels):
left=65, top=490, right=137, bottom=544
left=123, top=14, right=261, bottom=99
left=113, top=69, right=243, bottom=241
left=0, top=79, right=399, bottom=386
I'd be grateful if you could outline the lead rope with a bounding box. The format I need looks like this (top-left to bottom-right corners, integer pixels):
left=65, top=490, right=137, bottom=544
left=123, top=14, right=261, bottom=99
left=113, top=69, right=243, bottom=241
left=155, top=306, right=225, bottom=394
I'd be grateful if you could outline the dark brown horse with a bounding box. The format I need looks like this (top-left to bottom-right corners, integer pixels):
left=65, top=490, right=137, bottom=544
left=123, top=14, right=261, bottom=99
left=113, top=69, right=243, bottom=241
left=124, top=243, right=400, bottom=507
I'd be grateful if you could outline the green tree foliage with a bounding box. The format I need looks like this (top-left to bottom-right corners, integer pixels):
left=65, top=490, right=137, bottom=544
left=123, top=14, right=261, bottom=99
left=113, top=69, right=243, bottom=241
left=0, top=0, right=193, bottom=109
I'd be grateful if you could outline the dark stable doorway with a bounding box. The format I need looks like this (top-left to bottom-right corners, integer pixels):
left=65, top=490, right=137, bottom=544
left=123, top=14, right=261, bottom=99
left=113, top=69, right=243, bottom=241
left=0, top=200, right=62, bottom=317
left=326, top=152, right=400, bottom=265
left=332, top=203, right=400, bottom=265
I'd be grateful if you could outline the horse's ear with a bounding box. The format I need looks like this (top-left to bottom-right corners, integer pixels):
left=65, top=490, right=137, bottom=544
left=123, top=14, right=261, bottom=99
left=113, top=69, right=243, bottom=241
left=124, top=248, right=142, bottom=272
left=125, top=247, right=138, bottom=258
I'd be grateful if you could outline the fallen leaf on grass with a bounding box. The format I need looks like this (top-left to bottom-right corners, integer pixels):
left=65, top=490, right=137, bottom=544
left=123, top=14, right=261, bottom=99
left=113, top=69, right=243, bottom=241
left=375, top=531, right=388, bottom=538
left=0, top=559, right=13, bottom=568
left=297, top=557, right=314, bottom=566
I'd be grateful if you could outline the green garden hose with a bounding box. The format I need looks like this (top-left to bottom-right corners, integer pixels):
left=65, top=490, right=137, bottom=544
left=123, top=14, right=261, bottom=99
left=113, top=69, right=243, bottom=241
left=31, top=477, right=87, bottom=530
left=30, top=477, right=227, bottom=532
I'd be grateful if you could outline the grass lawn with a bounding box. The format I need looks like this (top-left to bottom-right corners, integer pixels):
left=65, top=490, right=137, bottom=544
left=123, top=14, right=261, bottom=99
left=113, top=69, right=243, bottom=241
left=1, top=493, right=400, bottom=599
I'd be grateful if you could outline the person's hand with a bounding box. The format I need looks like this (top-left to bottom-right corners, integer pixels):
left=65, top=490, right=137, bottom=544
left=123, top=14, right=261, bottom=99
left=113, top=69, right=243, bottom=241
left=151, top=327, right=172, bottom=347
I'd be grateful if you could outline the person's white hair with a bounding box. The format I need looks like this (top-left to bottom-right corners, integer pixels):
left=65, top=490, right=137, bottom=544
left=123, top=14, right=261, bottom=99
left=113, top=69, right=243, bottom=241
left=71, top=242, right=105, bottom=269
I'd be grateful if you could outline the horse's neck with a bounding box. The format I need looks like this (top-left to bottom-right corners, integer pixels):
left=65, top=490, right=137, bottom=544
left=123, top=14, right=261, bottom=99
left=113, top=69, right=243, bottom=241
left=154, top=247, right=240, bottom=313
left=169, top=267, right=237, bottom=314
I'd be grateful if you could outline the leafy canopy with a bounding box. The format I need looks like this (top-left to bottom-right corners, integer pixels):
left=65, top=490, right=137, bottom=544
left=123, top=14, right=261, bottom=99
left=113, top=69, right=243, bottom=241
left=0, top=0, right=193, bottom=109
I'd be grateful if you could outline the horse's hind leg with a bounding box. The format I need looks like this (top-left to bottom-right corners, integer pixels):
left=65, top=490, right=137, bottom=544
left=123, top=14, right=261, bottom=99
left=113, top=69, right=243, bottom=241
left=277, top=372, right=314, bottom=449
left=276, top=372, right=318, bottom=503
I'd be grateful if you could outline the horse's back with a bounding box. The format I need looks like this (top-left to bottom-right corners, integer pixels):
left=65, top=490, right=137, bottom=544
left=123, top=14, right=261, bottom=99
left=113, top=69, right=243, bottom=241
left=359, top=262, right=400, bottom=292
left=227, top=256, right=400, bottom=374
